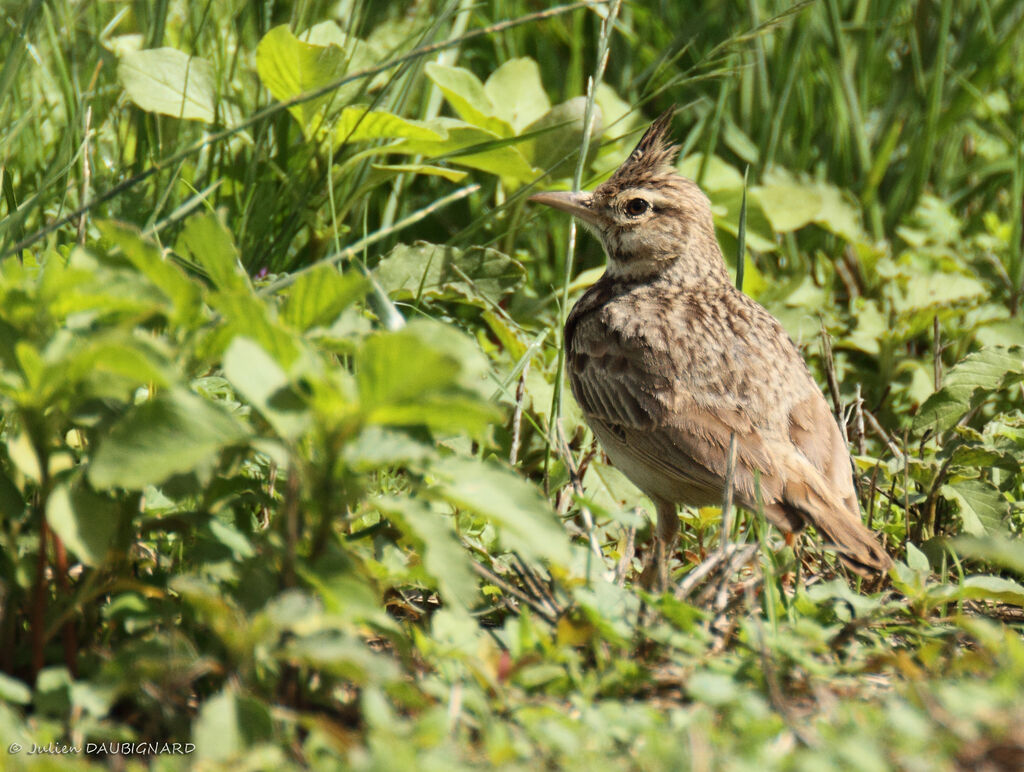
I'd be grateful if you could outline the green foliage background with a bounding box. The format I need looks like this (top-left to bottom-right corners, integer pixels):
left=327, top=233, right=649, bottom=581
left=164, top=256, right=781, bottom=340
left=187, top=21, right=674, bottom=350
left=1, top=0, right=1023, bottom=769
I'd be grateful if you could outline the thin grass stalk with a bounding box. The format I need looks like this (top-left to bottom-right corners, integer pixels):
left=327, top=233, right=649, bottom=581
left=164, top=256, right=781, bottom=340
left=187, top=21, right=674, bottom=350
left=545, top=0, right=622, bottom=488
left=1, top=1, right=595, bottom=259
left=824, top=0, right=883, bottom=240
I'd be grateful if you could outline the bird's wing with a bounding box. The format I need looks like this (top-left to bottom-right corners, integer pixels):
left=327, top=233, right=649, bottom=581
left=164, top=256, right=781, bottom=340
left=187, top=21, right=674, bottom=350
left=787, top=391, right=860, bottom=516
left=567, top=326, right=782, bottom=506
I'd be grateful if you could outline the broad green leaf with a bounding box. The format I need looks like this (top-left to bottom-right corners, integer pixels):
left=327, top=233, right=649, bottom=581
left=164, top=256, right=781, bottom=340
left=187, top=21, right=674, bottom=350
left=678, top=154, right=745, bottom=191
left=424, top=63, right=511, bottom=137
left=375, top=241, right=526, bottom=306
left=754, top=168, right=864, bottom=241
left=0, top=673, right=31, bottom=705
left=284, top=631, right=401, bottom=683
left=357, top=320, right=499, bottom=436
left=58, top=333, right=172, bottom=386
left=953, top=534, right=1024, bottom=575
left=708, top=188, right=779, bottom=254
left=894, top=273, right=987, bottom=317
left=89, top=388, right=249, bottom=489
left=176, top=212, right=248, bottom=293
left=369, top=163, right=467, bottom=183
left=484, top=58, right=550, bottom=133
left=281, top=264, right=367, bottom=331
left=914, top=346, right=1024, bottom=432
left=193, top=689, right=274, bottom=762
left=940, top=479, right=1008, bottom=536
left=47, top=474, right=120, bottom=566
left=430, top=456, right=570, bottom=564
left=255, top=22, right=386, bottom=137
left=377, top=496, right=479, bottom=610
left=7, top=432, right=41, bottom=483
left=209, top=291, right=301, bottom=368
left=393, top=119, right=537, bottom=183
left=342, top=426, right=435, bottom=470
left=96, top=223, right=201, bottom=325
left=520, top=98, right=602, bottom=178
left=223, top=337, right=310, bottom=440
left=117, top=47, right=217, bottom=123
left=334, top=106, right=445, bottom=146
left=928, top=575, right=1024, bottom=606
left=367, top=395, right=500, bottom=438
left=256, top=25, right=347, bottom=135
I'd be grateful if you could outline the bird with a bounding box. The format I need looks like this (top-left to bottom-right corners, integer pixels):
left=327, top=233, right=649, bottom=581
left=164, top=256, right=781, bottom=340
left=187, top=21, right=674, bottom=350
left=530, top=109, right=892, bottom=589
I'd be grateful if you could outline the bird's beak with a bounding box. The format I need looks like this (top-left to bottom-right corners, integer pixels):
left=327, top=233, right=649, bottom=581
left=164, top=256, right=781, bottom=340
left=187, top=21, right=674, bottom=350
left=529, top=190, right=601, bottom=228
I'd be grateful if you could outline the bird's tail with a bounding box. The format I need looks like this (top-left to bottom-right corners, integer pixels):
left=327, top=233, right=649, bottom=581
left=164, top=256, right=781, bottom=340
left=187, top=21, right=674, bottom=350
left=779, top=461, right=892, bottom=577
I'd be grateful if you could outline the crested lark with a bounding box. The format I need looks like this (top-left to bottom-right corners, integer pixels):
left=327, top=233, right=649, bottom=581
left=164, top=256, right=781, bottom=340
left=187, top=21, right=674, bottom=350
left=531, top=110, right=892, bottom=588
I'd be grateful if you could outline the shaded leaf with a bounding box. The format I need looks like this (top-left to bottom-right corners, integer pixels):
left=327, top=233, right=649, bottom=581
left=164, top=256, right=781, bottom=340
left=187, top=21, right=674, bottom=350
left=47, top=474, right=120, bottom=566
left=90, top=389, right=249, bottom=489
left=377, top=496, right=480, bottom=610
left=375, top=240, right=525, bottom=306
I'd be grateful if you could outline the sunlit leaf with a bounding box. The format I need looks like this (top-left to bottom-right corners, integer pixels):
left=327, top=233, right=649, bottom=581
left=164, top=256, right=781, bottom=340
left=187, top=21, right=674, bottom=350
left=429, top=457, right=570, bottom=564
left=90, top=388, right=249, bottom=489
left=424, top=63, right=512, bottom=137
left=117, top=47, right=217, bottom=123
left=484, top=58, right=550, bottom=134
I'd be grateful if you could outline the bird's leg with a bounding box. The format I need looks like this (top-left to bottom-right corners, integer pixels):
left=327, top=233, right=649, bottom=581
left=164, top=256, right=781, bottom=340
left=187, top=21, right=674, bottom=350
left=640, top=498, right=679, bottom=592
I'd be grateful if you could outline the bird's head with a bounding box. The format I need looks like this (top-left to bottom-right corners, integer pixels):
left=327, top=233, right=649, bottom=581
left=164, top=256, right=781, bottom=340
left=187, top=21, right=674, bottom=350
left=531, top=108, right=727, bottom=284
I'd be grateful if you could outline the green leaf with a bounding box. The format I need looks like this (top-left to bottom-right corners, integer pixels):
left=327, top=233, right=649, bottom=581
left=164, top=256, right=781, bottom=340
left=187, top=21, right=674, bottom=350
left=334, top=106, right=445, bottom=146
left=369, top=163, right=468, bottom=183
left=97, top=222, right=202, bottom=326
left=0, top=673, right=31, bottom=705
left=929, top=575, right=1024, bottom=606
left=940, top=479, right=1008, bottom=535
left=209, top=291, right=301, bottom=368
left=223, top=337, right=310, bottom=441
left=117, top=47, right=217, bottom=123
left=46, top=474, right=120, bottom=566
left=256, top=25, right=384, bottom=136
left=753, top=168, right=865, bottom=241
left=256, top=25, right=347, bottom=135
left=375, top=241, right=526, bottom=306
left=906, top=542, right=930, bottom=573
left=392, top=119, right=537, bottom=183
left=176, top=212, right=248, bottom=293
left=357, top=320, right=500, bottom=437
left=90, top=388, right=249, bottom=489
left=377, top=496, right=480, bottom=610
left=281, top=265, right=367, bottom=331
left=193, top=690, right=273, bottom=762
left=429, top=457, right=570, bottom=564
left=520, top=97, right=603, bottom=179
left=424, top=63, right=511, bottom=137
left=483, top=58, right=550, bottom=134
left=953, top=534, right=1024, bottom=575
left=914, top=346, right=1024, bottom=432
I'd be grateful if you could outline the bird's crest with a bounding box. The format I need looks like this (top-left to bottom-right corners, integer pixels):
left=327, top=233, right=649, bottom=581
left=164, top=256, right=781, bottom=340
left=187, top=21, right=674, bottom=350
left=606, top=108, right=680, bottom=189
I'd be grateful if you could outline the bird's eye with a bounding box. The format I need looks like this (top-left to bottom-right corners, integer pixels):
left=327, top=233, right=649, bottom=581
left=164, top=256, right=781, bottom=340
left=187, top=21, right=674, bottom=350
left=625, top=198, right=650, bottom=217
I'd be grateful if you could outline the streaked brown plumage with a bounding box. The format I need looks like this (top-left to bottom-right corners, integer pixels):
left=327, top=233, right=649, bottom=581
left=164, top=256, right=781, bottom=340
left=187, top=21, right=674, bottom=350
left=531, top=109, right=891, bottom=587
